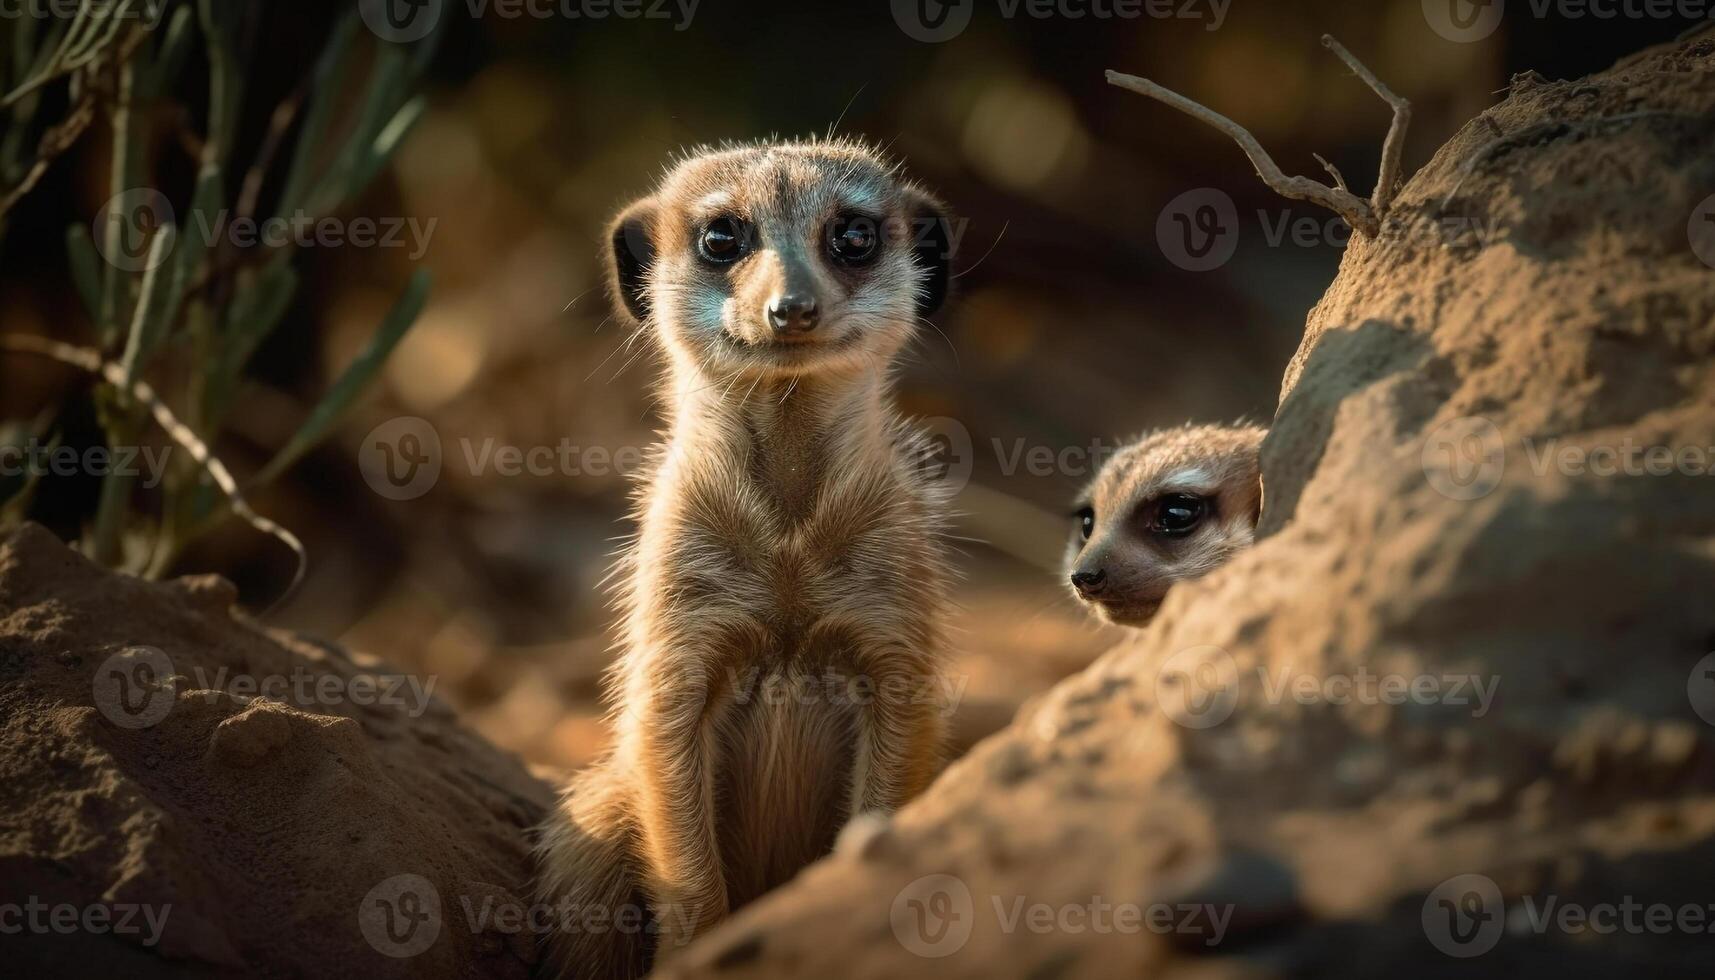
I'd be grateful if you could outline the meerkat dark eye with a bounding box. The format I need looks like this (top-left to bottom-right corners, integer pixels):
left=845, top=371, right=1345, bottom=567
left=699, top=217, right=746, bottom=264
left=1076, top=506, right=1095, bottom=542
left=828, top=214, right=881, bottom=266
left=1150, top=494, right=1207, bottom=537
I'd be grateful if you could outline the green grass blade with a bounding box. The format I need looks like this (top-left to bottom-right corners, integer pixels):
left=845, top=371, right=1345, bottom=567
left=251, top=267, right=429, bottom=487
left=142, top=4, right=193, bottom=97
left=277, top=12, right=359, bottom=220
left=202, top=256, right=298, bottom=425
left=348, top=94, right=425, bottom=197
left=118, top=223, right=178, bottom=386
left=65, top=224, right=103, bottom=320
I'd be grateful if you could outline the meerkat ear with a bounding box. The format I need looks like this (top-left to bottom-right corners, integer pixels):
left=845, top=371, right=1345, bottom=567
left=607, top=198, right=657, bottom=323
left=903, top=188, right=953, bottom=318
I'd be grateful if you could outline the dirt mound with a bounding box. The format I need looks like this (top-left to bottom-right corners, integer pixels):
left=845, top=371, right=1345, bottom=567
left=0, top=522, right=554, bottom=978
left=655, top=34, right=1715, bottom=980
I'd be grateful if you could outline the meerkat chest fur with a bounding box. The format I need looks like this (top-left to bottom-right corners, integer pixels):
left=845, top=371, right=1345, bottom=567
left=629, top=375, right=946, bottom=671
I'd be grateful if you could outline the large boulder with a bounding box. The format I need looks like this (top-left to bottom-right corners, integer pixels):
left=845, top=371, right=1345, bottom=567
left=658, top=33, right=1715, bottom=979
left=0, top=522, right=554, bottom=978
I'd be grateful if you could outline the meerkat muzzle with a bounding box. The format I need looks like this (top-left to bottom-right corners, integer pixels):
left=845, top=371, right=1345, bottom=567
left=766, top=293, right=820, bottom=335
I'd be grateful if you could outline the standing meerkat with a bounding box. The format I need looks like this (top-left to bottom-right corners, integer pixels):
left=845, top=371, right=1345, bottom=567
left=536, top=138, right=957, bottom=977
left=1067, top=424, right=1265, bottom=627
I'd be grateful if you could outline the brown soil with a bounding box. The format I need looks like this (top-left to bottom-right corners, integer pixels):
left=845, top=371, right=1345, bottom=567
left=0, top=522, right=553, bottom=978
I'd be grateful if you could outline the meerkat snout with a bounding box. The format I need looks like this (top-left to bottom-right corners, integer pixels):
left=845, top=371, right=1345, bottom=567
left=1069, top=568, right=1108, bottom=596
left=767, top=292, right=819, bottom=335
left=1067, top=423, right=1266, bottom=627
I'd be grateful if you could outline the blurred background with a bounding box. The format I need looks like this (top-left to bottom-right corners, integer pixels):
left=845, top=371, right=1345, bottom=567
left=0, top=0, right=1699, bottom=778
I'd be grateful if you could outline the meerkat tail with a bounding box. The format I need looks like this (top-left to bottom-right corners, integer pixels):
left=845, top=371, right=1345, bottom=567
left=535, top=763, right=651, bottom=979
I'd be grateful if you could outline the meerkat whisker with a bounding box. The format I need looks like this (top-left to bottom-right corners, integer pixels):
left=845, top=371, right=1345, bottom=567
left=826, top=85, right=866, bottom=142
left=950, top=218, right=1009, bottom=280
left=582, top=321, right=640, bottom=382
left=914, top=314, right=961, bottom=364
left=606, top=342, right=653, bottom=385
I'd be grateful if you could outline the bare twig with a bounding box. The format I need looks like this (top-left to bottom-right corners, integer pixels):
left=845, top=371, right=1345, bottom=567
left=0, top=334, right=307, bottom=613
left=0, top=93, right=98, bottom=218
left=1106, top=34, right=1412, bottom=237
left=1312, top=152, right=1349, bottom=194
left=1321, top=34, right=1411, bottom=214
left=236, top=85, right=308, bottom=226
left=0, top=24, right=151, bottom=221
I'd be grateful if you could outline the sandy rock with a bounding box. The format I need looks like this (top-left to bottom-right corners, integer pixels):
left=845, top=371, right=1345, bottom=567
left=658, top=34, right=1715, bottom=980
left=0, top=522, right=554, bottom=978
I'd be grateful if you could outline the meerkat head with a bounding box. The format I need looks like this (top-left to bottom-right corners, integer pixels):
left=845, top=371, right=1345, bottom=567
left=604, top=138, right=954, bottom=379
left=1066, top=424, right=1266, bottom=627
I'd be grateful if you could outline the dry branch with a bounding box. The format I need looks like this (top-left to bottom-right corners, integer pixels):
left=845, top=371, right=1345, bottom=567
left=0, top=24, right=151, bottom=221
left=0, top=334, right=306, bottom=611
left=1106, top=34, right=1411, bottom=238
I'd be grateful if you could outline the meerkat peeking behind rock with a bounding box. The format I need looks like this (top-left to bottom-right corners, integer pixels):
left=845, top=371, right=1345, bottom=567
left=535, top=138, right=956, bottom=978
left=1067, top=424, right=1266, bottom=627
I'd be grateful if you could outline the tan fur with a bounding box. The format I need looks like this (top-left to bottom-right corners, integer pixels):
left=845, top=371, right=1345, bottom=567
left=536, top=138, right=955, bottom=977
left=1066, top=423, right=1265, bottom=627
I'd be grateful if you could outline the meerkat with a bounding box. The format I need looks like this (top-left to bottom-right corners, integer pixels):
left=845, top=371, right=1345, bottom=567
left=1066, top=423, right=1265, bottom=627
left=535, top=138, right=956, bottom=977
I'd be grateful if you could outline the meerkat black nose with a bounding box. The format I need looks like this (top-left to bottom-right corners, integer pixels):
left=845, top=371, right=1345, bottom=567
left=1070, top=569, right=1107, bottom=596
left=767, top=294, right=819, bottom=335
